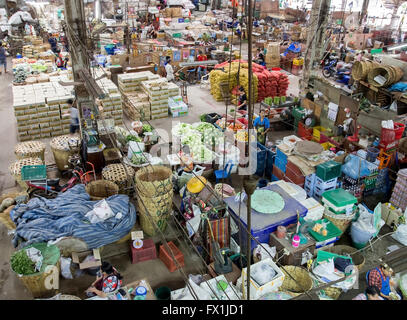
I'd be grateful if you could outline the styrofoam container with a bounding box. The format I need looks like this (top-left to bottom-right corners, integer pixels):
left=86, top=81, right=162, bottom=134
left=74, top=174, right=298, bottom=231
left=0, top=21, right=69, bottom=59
left=200, top=275, right=241, bottom=300
left=128, top=141, right=145, bottom=158
left=241, top=258, right=285, bottom=300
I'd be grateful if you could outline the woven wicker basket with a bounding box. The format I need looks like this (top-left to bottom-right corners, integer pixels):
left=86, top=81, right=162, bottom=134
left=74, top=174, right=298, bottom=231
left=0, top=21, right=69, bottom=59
left=137, top=191, right=173, bottom=236
left=15, top=141, right=46, bottom=161
left=134, top=165, right=173, bottom=198
left=351, top=61, right=379, bottom=81
left=367, top=65, right=403, bottom=87
left=323, top=209, right=356, bottom=234
left=102, top=164, right=135, bottom=194
left=50, top=135, right=81, bottom=171
left=9, top=157, right=43, bottom=189
left=321, top=286, right=342, bottom=300
left=85, top=180, right=119, bottom=201
left=324, top=245, right=365, bottom=271
left=0, top=205, right=16, bottom=230
left=12, top=244, right=61, bottom=298
left=280, top=266, right=313, bottom=295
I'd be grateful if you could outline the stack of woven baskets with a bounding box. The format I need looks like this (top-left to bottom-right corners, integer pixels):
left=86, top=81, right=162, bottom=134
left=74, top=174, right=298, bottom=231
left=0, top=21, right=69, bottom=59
left=135, top=165, right=173, bottom=236
left=367, top=64, right=404, bottom=88
left=9, top=157, right=43, bottom=189
left=14, top=141, right=46, bottom=161
left=102, top=163, right=135, bottom=195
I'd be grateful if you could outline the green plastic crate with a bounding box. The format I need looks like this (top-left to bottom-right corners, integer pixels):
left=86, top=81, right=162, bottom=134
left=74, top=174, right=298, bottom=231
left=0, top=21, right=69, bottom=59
left=308, top=219, right=342, bottom=242
left=21, top=165, right=47, bottom=181
left=316, top=250, right=353, bottom=265
left=316, top=160, right=342, bottom=181
left=172, top=33, right=182, bottom=38
left=321, top=188, right=357, bottom=208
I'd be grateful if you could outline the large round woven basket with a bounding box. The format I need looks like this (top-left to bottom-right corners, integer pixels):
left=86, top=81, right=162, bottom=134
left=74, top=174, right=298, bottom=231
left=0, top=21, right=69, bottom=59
left=324, top=245, right=365, bottom=271
left=137, top=191, right=173, bottom=236
left=280, top=266, right=313, bottom=296
left=351, top=61, right=380, bottom=81
left=15, top=141, right=46, bottom=161
left=85, top=180, right=119, bottom=201
left=135, top=165, right=173, bottom=198
left=50, top=135, right=81, bottom=171
left=102, top=164, right=135, bottom=194
left=11, top=243, right=61, bottom=298
left=323, top=209, right=356, bottom=234
left=9, top=157, right=43, bottom=189
left=0, top=205, right=16, bottom=230
left=367, top=65, right=403, bottom=87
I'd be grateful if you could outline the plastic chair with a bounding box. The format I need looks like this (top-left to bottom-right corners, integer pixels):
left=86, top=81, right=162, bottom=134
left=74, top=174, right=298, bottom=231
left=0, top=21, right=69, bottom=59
left=215, top=161, right=234, bottom=184
left=200, top=74, right=210, bottom=89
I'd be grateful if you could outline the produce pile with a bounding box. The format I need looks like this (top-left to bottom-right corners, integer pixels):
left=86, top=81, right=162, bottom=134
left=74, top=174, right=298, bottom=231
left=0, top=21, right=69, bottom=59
left=193, top=122, right=224, bottom=145
left=13, top=65, right=29, bottom=83
left=209, top=60, right=289, bottom=103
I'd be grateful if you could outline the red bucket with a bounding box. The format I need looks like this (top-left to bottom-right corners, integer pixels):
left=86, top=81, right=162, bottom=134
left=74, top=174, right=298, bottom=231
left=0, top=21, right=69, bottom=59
left=394, top=122, right=406, bottom=140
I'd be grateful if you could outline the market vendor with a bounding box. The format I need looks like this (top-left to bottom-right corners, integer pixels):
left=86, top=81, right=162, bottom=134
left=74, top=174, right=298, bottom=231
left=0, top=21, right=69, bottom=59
left=85, top=261, right=123, bottom=298
left=255, top=48, right=265, bottom=66
left=0, top=43, right=7, bottom=74
left=197, top=50, right=208, bottom=81
left=352, top=286, right=382, bottom=300
left=237, top=86, right=247, bottom=111
left=253, top=109, right=270, bottom=145
left=48, top=33, right=58, bottom=53
left=165, top=56, right=175, bottom=82
left=367, top=263, right=396, bottom=300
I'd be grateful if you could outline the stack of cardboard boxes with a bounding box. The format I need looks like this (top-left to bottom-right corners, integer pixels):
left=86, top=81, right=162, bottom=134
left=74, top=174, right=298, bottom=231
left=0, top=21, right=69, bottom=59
left=13, top=82, right=74, bottom=141
left=118, top=71, right=159, bottom=94
left=123, top=93, right=151, bottom=121
left=141, top=79, right=170, bottom=120
left=265, top=42, right=280, bottom=69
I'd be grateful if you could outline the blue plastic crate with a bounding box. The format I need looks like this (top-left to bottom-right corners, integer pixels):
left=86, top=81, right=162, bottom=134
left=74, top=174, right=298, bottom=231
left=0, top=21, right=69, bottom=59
left=258, top=143, right=275, bottom=179
left=274, top=157, right=287, bottom=173
left=256, top=143, right=267, bottom=177
left=276, top=147, right=288, bottom=163
left=225, top=184, right=308, bottom=253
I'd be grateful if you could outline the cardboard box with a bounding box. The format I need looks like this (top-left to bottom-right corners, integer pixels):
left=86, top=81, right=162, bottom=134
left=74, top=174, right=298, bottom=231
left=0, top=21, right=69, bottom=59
left=172, top=7, right=182, bottom=18
left=72, top=251, right=102, bottom=269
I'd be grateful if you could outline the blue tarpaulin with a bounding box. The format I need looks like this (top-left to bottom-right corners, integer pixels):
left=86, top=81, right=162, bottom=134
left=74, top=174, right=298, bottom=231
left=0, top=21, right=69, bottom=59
left=10, top=185, right=137, bottom=249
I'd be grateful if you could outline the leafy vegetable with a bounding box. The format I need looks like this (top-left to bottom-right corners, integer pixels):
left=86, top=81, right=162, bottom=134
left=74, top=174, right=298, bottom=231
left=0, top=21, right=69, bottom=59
left=194, top=122, right=214, bottom=134
left=11, top=250, right=36, bottom=275
left=131, top=154, right=147, bottom=165
left=200, top=114, right=207, bottom=122
left=142, top=124, right=152, bottom=133
left=191, top=145, right=214, bottom=163
left=172, top=123, right=193, bottom=136
left=126, top=135, right=142, bottom=143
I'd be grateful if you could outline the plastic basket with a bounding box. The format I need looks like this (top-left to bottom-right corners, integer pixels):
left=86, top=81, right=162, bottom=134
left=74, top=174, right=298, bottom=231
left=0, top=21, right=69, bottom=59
left=159, top=241, right=184, bottom=272
left=21, top=165, right=47, bottom=181
left=308, top=219, right=342, bottom=242
left=315, top=161, right=342, bottom=181
left=131, top=238, right=157, bottom=264
left=315, top=250, right=353, bottom=265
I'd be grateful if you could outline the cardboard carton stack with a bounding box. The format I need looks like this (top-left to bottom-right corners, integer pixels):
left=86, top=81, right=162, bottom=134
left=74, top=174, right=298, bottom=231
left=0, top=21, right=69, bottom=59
left=122, top=92, right=151, bottom=121
left=13, top=82, right=74, bottom=141
left=168, top=82, right=181, bottom=98
left=97, top=77, right=123, bottom=126
left=141, top=78, right=169, bottom=120
left=265, top=42, right=280, bottom=69
left=117, top=71, right=159, bottom=94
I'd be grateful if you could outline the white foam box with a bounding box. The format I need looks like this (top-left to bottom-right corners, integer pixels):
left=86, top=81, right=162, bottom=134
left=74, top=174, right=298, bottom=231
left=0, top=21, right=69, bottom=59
left=314, top=176, right=337, bottom=190
left=150, top=99, right=168, bottom=107
left=151, top=114, right=168, bottom=120
left=48, top=104, right=60, bottom=111
left=112, top=110, right=122, bottom=116
left=41, top=132, right=51, bottom=138
left=102, top=105, right=114, bottom=112
left=30, top=128, right=41, bottom=135
left=241, top=258, right=285, bottom=300
left=14, top=109, right=25, bottom=116
left=19, top=135, right=31, bottom=141
left=48, top=110, right=60, bottom=117
left=49, top=116, right=61, bottom=122
left=61, top=119, right=71, bottom=125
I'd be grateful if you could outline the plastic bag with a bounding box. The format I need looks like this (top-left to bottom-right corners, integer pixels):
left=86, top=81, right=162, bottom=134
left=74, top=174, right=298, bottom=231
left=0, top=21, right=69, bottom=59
left=342, top=154, right=371, bottom=179
left=350, top=204, right=384, bottom=244
left=251, top=263, right=277, bottom=286
left=60, top=257, right=73, bottom=279
left=253, top=243, right=276, bottom=261
left=392, top=224, right=407, bottom=246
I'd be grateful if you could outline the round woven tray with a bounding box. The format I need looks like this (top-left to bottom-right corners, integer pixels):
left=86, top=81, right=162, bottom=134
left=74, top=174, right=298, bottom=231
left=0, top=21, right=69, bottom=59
left=280, top=266, right=313, bottom=295
left=323, top=209, right=357, bottom=233
left=9, top=157, right=43, bottom=189
left=50, top=135, right=81, bottom=151
left=15, top=141, right=46, bottom=160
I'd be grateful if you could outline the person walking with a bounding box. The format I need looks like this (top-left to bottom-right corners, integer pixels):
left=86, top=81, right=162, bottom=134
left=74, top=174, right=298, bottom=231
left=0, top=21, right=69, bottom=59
left=0, top=43, right=7, bottom=74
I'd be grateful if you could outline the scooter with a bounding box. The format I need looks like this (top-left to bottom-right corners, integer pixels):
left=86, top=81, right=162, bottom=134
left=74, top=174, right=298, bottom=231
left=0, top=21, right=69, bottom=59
left=322, top=57, right=338, bottom=78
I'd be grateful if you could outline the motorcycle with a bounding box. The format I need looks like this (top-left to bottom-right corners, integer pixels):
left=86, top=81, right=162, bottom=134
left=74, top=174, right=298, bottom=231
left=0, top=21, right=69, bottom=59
left=322, top=56, right=338, bottom=78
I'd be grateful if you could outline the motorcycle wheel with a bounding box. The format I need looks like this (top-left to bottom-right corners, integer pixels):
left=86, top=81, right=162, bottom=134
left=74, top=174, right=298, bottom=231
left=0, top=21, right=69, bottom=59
left=322, top=69, right=332, bottom=78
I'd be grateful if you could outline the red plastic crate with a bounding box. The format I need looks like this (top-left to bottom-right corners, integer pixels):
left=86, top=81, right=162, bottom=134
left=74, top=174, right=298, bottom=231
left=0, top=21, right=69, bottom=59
left=130, top=238, right=157, bottom=264
left=297, top=122, right=313, bottom=140
left=159, top=241, right=184, bottom=272
left=237, top=117, right=248, bottom=126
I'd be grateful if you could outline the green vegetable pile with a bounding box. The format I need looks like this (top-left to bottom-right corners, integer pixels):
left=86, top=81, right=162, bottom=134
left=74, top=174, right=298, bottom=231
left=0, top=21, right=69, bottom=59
left=172, top=123, right=193, bottom=136
left=126, top=135, right=142, bottom=143
left=131, top=153, right=147, bottom=165
left=11, top=249, right=36, bottom=275
left=142, top=124, right=152, bottom=133
left=191, top=145, right=214, bottom=163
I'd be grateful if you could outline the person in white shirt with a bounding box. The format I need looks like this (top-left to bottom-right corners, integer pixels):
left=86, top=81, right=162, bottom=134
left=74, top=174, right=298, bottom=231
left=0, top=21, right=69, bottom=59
left=165, top=56, right=174, bottom=82
left=62, top=99, right=80, bottom=135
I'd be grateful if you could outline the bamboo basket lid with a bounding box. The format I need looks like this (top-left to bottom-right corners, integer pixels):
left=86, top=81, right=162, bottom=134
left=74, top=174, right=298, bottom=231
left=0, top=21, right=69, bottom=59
left=15, top=141, right=46, bottom=157
left=102, top=164, right=135, bottom=182
left=9, top=157, right=43, bottom=176
left=50, top=135, right=81, bottom=151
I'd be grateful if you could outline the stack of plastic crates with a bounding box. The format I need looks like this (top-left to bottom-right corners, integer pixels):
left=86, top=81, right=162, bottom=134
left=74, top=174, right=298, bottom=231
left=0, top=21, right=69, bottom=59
left=390, top=168, right=407, bottom=212
left=373, top=168, right=390, bottom=195
left=341, top=175, right=364, bottom=199
left=363, top=162, right=379, bottom=196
